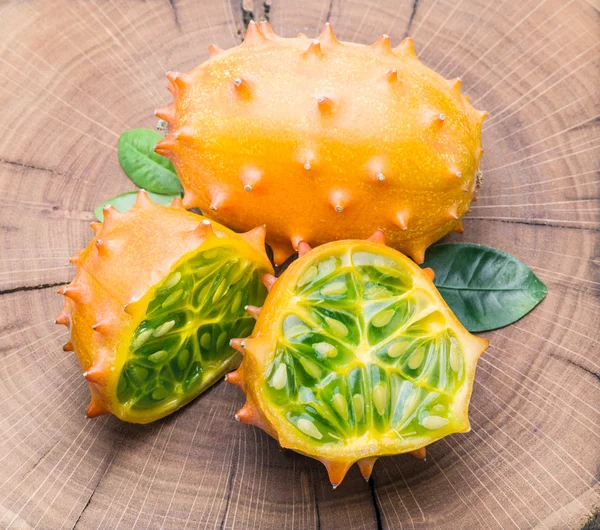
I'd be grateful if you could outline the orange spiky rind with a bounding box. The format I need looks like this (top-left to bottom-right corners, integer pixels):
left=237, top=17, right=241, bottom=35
left=160, top=25, right=485, bottom=266
left=259, top=21, right=276, bottom=39
left=245, top=305, right=262, bottom=319
left=229, top=237, right=488, bottom=486
left=422, top=267, right=435, bottom=281
left=239, top=225, right=267, bottom=254
left=394, top=37, right=415, bottom=56
left=57, top=194, right=273, bottom=424
left=262, top=273, right=277, bottom=292
left=243, top=20, right=267, bottom=46
left=411, top=447, right=427, bottom=460
left=86, top=398, right=109, bottom=418
left=297, top=241, right=312, bottom=256
left=318, top=22, right=339, bottom=46
left=370, top=34, right=393, bottom=55
left=357, top=457, right=378, bottom=481
left=303, top=40, right=323, bottom=59
left=367, top=230, right=386, bottom=244
left=208, top=44, right=223, bottom=57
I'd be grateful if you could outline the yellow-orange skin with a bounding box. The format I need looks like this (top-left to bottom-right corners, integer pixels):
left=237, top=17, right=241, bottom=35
left=56, top=192, right=273, bottom=423
left=227, top=235, right=489, bottom=486
left=156, top=22, right=486, bottom=264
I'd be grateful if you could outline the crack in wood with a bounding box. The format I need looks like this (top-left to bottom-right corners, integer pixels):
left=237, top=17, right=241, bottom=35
left=71, top=423, right=130, bottom=529
left=218, top=440, right=240, bottom=530
left=167, top=0, right=181, bottom=29
left=565, top=358, right=600, bottom=383
left=0, top=281, right=68, bottom=296
left=404, top=0, right=421, bottom=38
left=312, top=478, right=322, bottom=530
left=0, top=157, right=63, bottom=176
left=72, top=494, right=93, bottom=530
left=325, top=0, right=334, bottom=23
left=263, top=0, right=272, bottom=22
left=472, top=217, right=599, bottom=232
left=368, top=477, right=384, bottom=530
left=242, top=0, right=253, bottom=31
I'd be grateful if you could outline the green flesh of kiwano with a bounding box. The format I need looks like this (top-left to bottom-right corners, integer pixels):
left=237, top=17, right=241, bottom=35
left=263, top=250, right=466, bottom=445
left=117, top=246, right=267, bottom=411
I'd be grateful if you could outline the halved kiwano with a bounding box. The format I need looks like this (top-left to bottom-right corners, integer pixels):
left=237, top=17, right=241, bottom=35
left=227, top=233, right=488, bottom=486
left=56, top=191, right=273, bottom=423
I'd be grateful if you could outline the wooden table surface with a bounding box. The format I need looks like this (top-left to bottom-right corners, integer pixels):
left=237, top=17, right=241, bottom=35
left=0, top=0, right=598, bottom=528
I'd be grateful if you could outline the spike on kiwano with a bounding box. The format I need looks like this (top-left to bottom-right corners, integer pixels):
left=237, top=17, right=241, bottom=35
left=57, top=191, right=273, bottom=423
left=226, top=231, right=488, bottom=486
left=155, top=22, right=487, bottom=265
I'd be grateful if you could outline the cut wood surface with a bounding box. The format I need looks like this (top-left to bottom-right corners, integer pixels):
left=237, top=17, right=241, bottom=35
left=0, top=0, right=599, bottom=528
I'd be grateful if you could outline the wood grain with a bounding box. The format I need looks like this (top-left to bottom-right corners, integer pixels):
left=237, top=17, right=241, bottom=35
left=0, top=0, right=598, bottom=528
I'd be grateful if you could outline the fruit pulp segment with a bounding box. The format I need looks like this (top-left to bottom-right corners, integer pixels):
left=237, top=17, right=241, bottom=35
left=264, top=249, right=466, bottom=445
left=117, top=246, right=266, bottom=412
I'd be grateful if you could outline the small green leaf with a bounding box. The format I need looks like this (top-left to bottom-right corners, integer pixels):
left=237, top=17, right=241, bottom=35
left=422, top=243, right=547, bottom=332
left=94, top=192, right=179, bottom=222
left=118, top=128, right=182, bottom=195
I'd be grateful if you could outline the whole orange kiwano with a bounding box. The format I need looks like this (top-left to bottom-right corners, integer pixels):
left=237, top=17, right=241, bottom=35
left=226, top=233, right=488, bottom=486
left=155, top=22, right=486, bottom=265
left=56, top=191, right=273, bottom=423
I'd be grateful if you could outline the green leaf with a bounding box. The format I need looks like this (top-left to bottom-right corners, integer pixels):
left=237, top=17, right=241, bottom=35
left=94, top=192, right=180, bottom=222
left=118, top=128, right=182, bottom=195
left=422, top=243, right=547, bottom=332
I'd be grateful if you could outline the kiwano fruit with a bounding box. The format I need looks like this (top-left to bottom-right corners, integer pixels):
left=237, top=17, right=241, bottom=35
left=155, top=21, right=486, bottom=265
left=226, top=233, right=488, bottom=486
left=56, top=191, right=273, bottom=423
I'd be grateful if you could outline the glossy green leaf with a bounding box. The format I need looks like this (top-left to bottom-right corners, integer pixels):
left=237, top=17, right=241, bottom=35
left=118, top=128, right=182, bottom=195
left=422, top=243, right=547, bottom=332
left=94, top=191, right=180, bottom=222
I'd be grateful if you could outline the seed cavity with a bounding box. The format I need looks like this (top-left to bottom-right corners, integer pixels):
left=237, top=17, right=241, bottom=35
left=422, top=415, right=449, bottom=430
left=212, top=280, right=229, bottom=303
left=285, top=323, right=311, bottom=339
left=152, top=387, right=170, bottom=400
left=373, top=384, right=387, bottom=415
left=449, top=337, right=460, bottom=372
left=408, top=346, right=425, bottom=370
left=299, top=386, right=314, bottom=402
left=162, top=272, right=181, bottom=290
left=216, top=331, right=228, bottom=352
left=365, top=286, right=389, bottom=298
left=231, top=291, right=242, bottom=313
left=320, top=282, right=347, bottom=296
left=148, top=350, right=168, bottom=363
left=298, top=266, right=317, bottom=287
left=271, top=363, right=288, bottom=390
left=313, top=341, right=338, bottom=358
left=177, top=349, right=190, bottom=370
left=372, top=309, right=395, bottom=328
left=388, top=341, right=406, bottom=358
left=129, top=365, right=149, bottom=384
left=352, top=394, right=365, bottom=422
left=324, top=317, right=348, bottom=338
left=318, top=258, right=337, bottom=278
left=132, top=329, right=153, bottom=350
left=200, top=333, right=211, bottom=349
left=162, top=289, right=183, bottom=308
left=297, top=418, right=322, bottom=440
left=153, top=320, right=175, bottom=337
left=299, top=357, right=322, bottom=378
left=333, top=393, right=349, bottom=420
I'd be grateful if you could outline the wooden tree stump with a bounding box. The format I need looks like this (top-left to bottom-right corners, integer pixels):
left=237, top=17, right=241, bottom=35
left=0, top=0, right=598, bottom=528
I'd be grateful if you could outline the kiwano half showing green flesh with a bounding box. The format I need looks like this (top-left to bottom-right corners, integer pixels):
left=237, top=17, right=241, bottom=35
left=227, top=233, right=488, bottom=486
left=57, top=191, right=273, bottom=423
